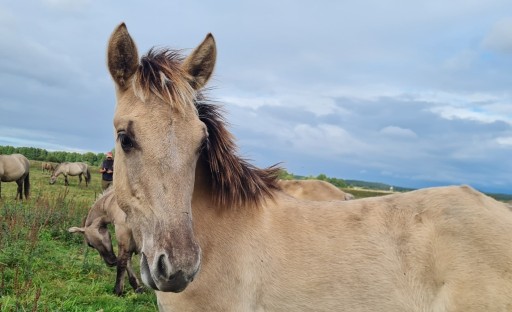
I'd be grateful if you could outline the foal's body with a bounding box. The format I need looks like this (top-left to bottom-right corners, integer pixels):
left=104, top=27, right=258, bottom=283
left=69, top=189, right=143, bottom=295
left=278, top=179, right=354, bottom=201
left=157, top=169, right=512, bottom=311
left=106, top=24, right=512, bottom=311
left=50, top=162, right=91, bottom=186
left=0, top=153, right=30, bottom=199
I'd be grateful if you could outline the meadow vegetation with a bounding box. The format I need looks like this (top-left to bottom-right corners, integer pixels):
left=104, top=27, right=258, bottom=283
left=0, top=160, right=157, bottom=311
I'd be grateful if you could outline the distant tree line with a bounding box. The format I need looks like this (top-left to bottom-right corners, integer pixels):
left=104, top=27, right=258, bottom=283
left=278, top=169, right=348, bottom=188
left=0, top=145, right=108, bottom=166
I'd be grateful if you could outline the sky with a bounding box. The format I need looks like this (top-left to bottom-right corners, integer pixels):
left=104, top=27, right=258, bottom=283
left=1, top=0, right=512, bottom=194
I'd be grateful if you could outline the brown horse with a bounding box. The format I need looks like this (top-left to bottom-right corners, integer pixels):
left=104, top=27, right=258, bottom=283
left=49, top=162, right=91, bottom=186
left=278, top=179, right=354, bottom=201
left=68, top=188, right=143, bottom=296
left=0, top=153, right=30, bottom=200
left=107, top=23, right=512, bottom=311
left=41, top=162, right=56, bottom=174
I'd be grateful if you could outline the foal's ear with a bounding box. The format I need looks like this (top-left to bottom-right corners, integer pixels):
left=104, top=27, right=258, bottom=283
left=107, top=23, right=139, bottom=89
left=182, top=33, right=216, bottom=90
left=68, top=227, right=85, bottom=234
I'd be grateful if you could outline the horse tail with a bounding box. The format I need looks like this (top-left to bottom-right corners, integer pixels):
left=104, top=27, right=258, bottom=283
left=85, top=166, right=91, bottom=186
left=24, top=173, right=30, bottom=199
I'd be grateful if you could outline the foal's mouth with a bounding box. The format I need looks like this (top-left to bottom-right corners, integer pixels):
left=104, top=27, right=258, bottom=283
left=105, top=259, right=118, bottom=267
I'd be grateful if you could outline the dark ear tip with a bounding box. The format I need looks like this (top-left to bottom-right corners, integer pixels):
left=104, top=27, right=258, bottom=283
left=117, top=22, right=127, bottom=30
left=206, top=33, right=215, bottom=42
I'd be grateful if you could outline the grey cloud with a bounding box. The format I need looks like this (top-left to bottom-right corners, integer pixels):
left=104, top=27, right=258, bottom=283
left=482, top=18, right=512, bottom=54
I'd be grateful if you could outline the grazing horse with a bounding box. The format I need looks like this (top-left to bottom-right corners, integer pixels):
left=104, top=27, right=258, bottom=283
left=278, top=179, right=354, bottom=201
left=49, top=162, right=91, bottom=186
left=41, top=162, right=55, bottom=174
left=0, top=153, right=30, bottom=200
left=107, top=23, right=512, bottom=311
left=68, top=188, right=143, bottom=296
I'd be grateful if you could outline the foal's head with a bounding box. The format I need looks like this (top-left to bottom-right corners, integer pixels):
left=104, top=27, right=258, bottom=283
left=107, top=23, right=215, bottom=292
left=68, top=217, right=117, bottom=267
left=69, top=189, right=118, bottom=266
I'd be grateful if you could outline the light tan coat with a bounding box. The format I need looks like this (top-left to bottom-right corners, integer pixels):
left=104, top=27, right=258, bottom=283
left=0, top=153, right=30, bottom=199
left=156, top=179, right=512, bottom=311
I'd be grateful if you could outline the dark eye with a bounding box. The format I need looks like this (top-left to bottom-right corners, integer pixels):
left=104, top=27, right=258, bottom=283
left=118, top=132, right=135, bottom=152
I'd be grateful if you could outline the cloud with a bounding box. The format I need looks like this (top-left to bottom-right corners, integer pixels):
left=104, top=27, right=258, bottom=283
left=495, top=136, right=512, bottom=147
left=380, top=126, right=418, bottom=138
left=443, top=50, right=478, bottom=71
left=429, top=105, right=512, bottom=125
left=482, top=18, right=512, bottom=54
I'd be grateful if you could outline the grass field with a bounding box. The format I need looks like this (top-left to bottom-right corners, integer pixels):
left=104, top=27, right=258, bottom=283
left=0, top=160, right=157, bottom=311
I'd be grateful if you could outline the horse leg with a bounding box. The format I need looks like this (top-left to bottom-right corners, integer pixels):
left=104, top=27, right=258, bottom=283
left=15, top=179, right=23, bottom=200
left=127, top=254, right=144, bottom=293
left=64, top=174, right=69, bottom=186
left=114, top=247, right=129, bottom=296
left=78, top=174, right=82, bottom=185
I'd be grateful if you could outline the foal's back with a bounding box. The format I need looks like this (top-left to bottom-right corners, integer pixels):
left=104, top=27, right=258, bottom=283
left=264, top=185, right=512, bottom=311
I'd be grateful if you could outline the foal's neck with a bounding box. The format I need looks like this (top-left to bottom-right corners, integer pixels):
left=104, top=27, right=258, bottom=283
left=86, top=192, right=115, bottom=226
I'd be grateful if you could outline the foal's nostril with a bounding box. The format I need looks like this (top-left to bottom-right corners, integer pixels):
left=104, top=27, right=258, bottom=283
left=157, top=254, right=168, bottom=276
left=168, top=270, right=183, bottom=282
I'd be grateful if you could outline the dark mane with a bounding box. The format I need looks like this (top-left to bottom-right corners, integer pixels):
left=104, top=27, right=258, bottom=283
left=137, top=48, right=281, bottom=209
left=196, top=97, right=281, bottom=209
left=137, top=48, right=194, bottom=111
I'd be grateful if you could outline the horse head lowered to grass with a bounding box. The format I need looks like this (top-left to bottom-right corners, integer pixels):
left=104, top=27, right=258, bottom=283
left=49, top=162, right=91, bottom=186
left=68, top=188, right=143, bottom=296
left=107, top=23, right=512, bottom=311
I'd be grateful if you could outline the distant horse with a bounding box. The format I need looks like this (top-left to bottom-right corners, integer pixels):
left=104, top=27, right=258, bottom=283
left=68, top=188, right=143, bottom=296
left=107, top=23, right=512, bottom=311
left=41, top=162, right=56, bottom=174
left=50, top=162, right=91, bottom=186
left=278, top=179, right=354, bottom=201
left=0, top=153, right=30, bottom=200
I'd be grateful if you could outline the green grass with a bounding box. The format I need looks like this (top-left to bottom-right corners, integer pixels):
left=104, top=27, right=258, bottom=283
left=341, top=187, right=394, bottom=199
left=0, top=161, right=157, bottom=311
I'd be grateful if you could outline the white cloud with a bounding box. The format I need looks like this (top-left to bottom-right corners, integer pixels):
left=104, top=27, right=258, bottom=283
left=380, top=126, right=417, bottom=138
left=429, top=105, right=512, bottom=124
left=287, top=124, right=369, bottom=156
left=222, top=93, right=349, bottom=117
left=221, top=95, right=281, bottom=110
left=496, top=136, right=512, bottom=147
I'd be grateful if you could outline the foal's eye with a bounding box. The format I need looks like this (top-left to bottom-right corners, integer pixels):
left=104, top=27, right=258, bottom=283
left=118, top=132, right=135, bottom=152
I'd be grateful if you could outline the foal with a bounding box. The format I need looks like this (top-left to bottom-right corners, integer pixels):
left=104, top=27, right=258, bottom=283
left=68, top=188, right=143, bottom=296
